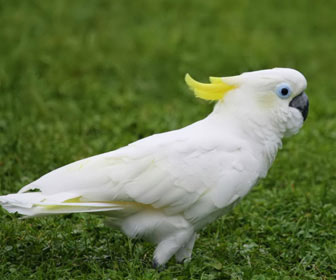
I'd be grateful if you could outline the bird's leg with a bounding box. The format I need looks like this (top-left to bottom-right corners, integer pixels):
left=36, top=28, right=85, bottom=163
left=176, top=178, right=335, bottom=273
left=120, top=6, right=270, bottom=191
left=175, top=232, right=197, bottom=263
left=152, top=238, right=182, bottom=268
left=152, top=229, right=194, bottom=268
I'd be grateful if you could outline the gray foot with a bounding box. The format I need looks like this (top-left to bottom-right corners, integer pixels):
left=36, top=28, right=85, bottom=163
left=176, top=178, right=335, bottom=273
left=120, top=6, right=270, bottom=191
left=152, top=259, right=166, bottom=271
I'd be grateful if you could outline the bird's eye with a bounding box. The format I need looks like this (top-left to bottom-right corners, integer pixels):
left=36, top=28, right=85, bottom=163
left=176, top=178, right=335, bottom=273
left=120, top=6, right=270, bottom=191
left=275, top=83, right=292, bottom=99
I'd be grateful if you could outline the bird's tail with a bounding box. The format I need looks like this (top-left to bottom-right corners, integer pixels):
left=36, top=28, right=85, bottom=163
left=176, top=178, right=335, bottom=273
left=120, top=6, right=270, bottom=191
left=0, top=192, right=122, bottom=218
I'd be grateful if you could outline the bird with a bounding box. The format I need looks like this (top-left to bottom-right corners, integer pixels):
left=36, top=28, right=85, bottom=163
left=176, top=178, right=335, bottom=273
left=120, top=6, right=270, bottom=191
left=0, top=68, right=309, bottom=267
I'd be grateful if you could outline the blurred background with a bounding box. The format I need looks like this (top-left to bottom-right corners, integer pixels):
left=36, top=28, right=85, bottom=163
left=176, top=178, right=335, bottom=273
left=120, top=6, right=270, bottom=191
left=0, top=0, right=335, bottom=279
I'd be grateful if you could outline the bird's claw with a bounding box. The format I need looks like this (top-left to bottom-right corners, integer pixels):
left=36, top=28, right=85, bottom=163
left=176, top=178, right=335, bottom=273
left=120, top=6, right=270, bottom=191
left=152, top=259, right=166, bottom=271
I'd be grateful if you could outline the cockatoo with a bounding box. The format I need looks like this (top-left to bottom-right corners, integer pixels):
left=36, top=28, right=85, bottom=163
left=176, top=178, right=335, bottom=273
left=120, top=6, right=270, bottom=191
left=0, top=68, right=309, bottom=267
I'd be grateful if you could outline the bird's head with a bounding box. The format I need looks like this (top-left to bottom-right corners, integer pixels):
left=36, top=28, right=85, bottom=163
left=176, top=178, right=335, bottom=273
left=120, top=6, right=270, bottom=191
left=185, top=68, right=309, bottom=138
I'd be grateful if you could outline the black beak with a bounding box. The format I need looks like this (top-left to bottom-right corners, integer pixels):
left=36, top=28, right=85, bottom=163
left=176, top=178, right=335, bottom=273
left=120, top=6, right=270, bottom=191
left=289, top=92, right=309, bottom=121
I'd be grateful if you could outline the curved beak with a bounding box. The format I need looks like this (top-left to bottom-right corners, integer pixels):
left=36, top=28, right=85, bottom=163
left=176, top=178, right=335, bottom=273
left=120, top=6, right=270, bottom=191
left=289, top=92, right=309, bottom=121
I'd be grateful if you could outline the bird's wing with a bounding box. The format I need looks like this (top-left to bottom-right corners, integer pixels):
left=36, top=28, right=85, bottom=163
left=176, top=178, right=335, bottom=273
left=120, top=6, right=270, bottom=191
left=19, top=124, right=258, bottom=215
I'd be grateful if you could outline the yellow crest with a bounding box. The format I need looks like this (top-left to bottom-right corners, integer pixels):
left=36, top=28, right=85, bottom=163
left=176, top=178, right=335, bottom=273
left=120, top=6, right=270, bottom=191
left=185, top=74, right=236, bottom=101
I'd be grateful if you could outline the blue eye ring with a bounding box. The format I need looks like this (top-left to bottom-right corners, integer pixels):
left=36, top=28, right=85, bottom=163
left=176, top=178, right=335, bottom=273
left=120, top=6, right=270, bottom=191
left=275, top=83, right=292, bottom=99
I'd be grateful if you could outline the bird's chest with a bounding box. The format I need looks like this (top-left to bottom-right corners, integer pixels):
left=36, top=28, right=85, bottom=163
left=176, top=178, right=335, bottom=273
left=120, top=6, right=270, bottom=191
left=182, top=148, right=263, bottom=227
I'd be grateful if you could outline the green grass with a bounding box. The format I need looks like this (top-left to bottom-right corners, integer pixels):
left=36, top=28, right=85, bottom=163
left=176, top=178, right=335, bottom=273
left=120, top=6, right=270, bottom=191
left=0, top=0, right=335, bottom=279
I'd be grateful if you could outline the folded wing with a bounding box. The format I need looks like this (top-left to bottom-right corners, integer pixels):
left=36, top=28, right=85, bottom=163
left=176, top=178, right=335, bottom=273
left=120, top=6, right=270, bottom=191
left=16, top=125, right=252, bottom=217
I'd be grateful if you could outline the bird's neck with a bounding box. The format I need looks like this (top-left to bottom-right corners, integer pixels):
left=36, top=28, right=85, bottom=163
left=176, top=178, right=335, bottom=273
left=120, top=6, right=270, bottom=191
left=241, top=117, right=283, bottom=169
left=210, top=103, right=284, bottom=174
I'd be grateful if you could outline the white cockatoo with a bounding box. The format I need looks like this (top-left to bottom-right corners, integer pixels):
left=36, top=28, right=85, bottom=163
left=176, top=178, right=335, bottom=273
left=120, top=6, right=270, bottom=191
left=0, top=68, right=309, bottom=267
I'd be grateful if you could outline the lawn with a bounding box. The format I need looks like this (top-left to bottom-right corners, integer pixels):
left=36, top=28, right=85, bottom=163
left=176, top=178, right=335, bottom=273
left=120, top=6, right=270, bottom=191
left=0, top=0, right=335, bottom=279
